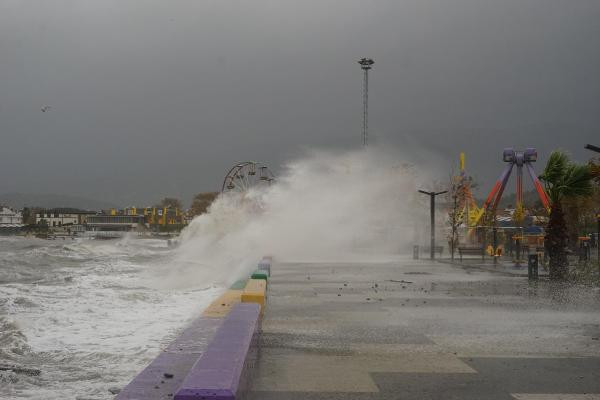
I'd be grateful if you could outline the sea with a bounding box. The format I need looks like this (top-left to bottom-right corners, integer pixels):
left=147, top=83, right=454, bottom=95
left=0, top=235, right=221, bottom=400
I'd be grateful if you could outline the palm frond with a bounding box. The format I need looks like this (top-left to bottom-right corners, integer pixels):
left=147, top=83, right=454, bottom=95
left=540, top=151, right=568, bottom=184
left=561, top=164, right=593, bottom=198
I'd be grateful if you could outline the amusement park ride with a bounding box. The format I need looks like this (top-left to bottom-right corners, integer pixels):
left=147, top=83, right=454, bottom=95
left=455, top=148, right=551, bottom=231
left=221, top=162, right=275, bottom=193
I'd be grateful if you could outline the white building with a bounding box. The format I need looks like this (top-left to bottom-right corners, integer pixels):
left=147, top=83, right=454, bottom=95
left=86, top=214, right=145, bottom=232
left=36, top=209, right=96, bottom=227
left=0, top=206, right=23, bottom=225
left=0, top=206, right=24, bottom=234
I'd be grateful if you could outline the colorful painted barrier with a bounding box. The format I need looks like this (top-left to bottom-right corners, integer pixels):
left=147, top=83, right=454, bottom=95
left=115, top=316, right=223, bottom=400
left=229, top=279, right=248, bottom=290
left=250, top=270, right=268, bottom=281
left=202, top=290, right=243, bottom=318
left=257, top=258, right=271, bottom=276
left=174, top=302, right=261, bottom=400
left=241, top=278, right=267, bottom=311
left=115, top=258, right=270, bottom=399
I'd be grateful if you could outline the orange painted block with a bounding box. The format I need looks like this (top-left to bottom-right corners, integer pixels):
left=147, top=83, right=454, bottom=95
left=202, top=289, right=243, bottom=318
left=241, top=279, right=266, bottom=310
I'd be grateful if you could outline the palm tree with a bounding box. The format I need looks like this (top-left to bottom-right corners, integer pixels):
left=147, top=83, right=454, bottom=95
left=540, top=151, right=593, bottom=280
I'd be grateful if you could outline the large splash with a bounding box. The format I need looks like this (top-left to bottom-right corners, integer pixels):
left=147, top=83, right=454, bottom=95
left=165, top=148, right=431, bottom=288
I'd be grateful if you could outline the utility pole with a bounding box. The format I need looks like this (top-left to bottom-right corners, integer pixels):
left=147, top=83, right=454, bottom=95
left=419, top=190, right=448, bottom=260
left=358, top=58, right=374, bottom=147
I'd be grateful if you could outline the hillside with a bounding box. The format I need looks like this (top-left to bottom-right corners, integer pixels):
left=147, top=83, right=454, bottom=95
left=0, top=193, right=118, bottom=210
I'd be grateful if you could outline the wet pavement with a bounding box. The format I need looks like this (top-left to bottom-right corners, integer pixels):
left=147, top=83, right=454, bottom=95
left=248, top=258, right=600, bottom=399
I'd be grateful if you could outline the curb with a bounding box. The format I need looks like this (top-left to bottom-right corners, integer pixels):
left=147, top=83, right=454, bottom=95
left=115, top=257, right=272, bottom=400
left=435, top=258, right=549, bottom=277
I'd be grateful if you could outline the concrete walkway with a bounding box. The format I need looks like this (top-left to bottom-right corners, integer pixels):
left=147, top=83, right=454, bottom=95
left=248, top=258, right=600, bottom=399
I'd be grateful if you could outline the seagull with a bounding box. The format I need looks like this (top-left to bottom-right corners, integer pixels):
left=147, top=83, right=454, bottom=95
left=41, top=105, right=51, bottom=112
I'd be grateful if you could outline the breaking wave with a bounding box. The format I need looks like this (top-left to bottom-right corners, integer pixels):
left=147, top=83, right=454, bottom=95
left=165, top=148, right=429, bottom=288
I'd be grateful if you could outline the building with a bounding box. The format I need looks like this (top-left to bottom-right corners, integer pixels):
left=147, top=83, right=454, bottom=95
left=0, top=206, right=22, bottom=224
left=83, top=206, right=186, bottom=236
left=86, top=214, right=146, bottom=232
left=118, top=206, right=185, bottom=227
left=0, top=206, right=24, bottom=234
left=143, top=207, right=185, bottom=226
left=36, top=208, right=97, bottom=227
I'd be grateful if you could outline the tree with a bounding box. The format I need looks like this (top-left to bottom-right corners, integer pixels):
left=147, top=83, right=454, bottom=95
left=540, top=151, right=593, bottom=280
left=22, top=207, right=33, bottom=225
left=446, top=174, right=461, bottom=261
left=159, top=197, right=182, bottom=210
left=590, top=158, right=600, bottom=184
left=190, top=192, right=219, bottom=217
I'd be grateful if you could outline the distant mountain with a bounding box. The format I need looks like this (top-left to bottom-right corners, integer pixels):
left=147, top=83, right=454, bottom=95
left=0, top=193, right=118, bottom=211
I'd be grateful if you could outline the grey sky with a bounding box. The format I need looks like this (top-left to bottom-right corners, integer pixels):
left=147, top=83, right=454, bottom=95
left=1, top=0, right=598, bottom=206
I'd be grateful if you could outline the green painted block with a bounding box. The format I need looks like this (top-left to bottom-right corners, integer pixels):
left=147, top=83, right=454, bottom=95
left=229, top=279, right=247, bottom=290
left=250, top=270, right=268, bottom=281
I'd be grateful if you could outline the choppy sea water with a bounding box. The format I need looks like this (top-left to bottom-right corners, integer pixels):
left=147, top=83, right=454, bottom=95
left=0, top=236, right=220, bottom=400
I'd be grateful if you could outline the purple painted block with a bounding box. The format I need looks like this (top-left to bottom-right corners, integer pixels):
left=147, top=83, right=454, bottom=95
left=115, top=317, right=223, bottom=400
left=257, top=260, right=271, bottom=276
left=174, top=303, right=261, bottom=400
left=165, top=317, right=223, bottom=354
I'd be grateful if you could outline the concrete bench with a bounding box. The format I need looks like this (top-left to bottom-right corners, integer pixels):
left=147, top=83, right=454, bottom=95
left=174, top=303, right=261, bottom=400
left=241, top=279, right=266, bottom=312
left=202, top=290, right=243, bottom=318
left=250, top=270, right=268, bottom=281
left=229, top=279, right=247, bottom=290
left=458, top=246, right=485, bottom=261
left=257, top=259, right=271, bottom=276
left=115, top=316, right=223, bottom=400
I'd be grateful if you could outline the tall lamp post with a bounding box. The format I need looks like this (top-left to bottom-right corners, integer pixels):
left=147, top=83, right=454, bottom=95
left=358, top=58, right=374, bottom=147
left=419, top=190, right=448, bottom=259
left=584, top=144, right=600, bottom=268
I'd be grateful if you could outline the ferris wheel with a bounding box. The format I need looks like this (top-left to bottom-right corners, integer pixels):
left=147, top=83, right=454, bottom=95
left=221, top=162, right=275, bottom=193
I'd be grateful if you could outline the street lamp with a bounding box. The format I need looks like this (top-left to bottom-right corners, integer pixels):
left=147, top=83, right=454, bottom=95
left=418, top=189, right=448, bottom=260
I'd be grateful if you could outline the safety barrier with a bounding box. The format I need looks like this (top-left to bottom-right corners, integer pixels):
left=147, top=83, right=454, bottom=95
left=174, top=303, right=261, bottom=400
left=250, top=270, right=268, bottom=281
left=241, top=279, right=267, bottom=311
left=257, top=258, right=271, bottom=276
left=114, top=316, right=223, bottom=400
left=114, top=257, right=272, bottom=400
left=202, top=290, right=243, bottom=318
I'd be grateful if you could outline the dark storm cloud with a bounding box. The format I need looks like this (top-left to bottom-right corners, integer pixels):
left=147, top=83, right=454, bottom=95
left=0, top=0, right=598, bottom=205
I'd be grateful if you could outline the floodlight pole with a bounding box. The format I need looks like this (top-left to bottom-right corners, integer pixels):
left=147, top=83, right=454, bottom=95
left=358, top=58, right=374, bottom=147
left=419, top=190, right=448, bottom=259
left=584, top=145, right=600, bottom=269
left=597, top=215, right=600, bottom=271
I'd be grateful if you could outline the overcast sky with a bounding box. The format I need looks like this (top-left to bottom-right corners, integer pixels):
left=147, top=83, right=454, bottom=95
left=1, top=0, right=598, bottom=206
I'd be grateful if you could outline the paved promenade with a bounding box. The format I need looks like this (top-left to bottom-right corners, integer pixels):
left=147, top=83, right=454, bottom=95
left=248, top=258, right=600, bottom=399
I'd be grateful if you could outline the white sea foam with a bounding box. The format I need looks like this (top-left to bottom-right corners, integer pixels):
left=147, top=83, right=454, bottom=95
left=0, top=237, right=220, bottom=400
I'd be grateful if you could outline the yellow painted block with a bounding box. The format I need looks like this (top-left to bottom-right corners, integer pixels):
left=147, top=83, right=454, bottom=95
left=202, top=289, right=242, bottom=317
left=241, top=279, right=266, bottom=310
